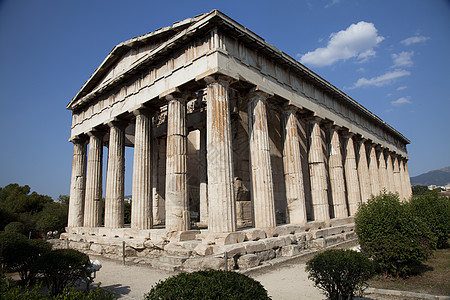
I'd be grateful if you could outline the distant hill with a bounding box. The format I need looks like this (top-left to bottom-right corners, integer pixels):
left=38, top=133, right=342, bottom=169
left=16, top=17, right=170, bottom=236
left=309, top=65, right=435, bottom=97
left=410, top=166, right=450, bottom=186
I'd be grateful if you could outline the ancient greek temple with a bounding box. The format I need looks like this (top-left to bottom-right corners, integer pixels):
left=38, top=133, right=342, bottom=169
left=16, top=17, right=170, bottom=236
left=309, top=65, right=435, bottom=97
left=64, top=10, right=412, bottom=270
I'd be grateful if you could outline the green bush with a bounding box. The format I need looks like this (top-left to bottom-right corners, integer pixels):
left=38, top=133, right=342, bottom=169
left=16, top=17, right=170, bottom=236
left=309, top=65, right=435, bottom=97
left=35, top=249, right=91, bottom=296
left=355, top=192, right=436, bottom=277
left=305, top=249, right=374, bottom=300
left=1, top=238, right=51, bottom=282
left=4, top=222, right=25, bottom=235
left=408, top=191, right=450, bottom=249
left=145, top=270, right=270, bottom=300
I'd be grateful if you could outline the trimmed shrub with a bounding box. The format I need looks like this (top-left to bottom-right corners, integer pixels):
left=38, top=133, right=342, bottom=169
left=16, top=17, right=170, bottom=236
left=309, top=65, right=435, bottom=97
left=355, top=193, right=436, bottom=277
left=1, top=238, right=51, bottom=282
left=145, top=270, right=270, bottom=300
left=306, top=249, right=374, bottom=300
left=35, top=249, right=91, bottom=296
left=4, top=222, right=25, bottom=235
left=408, top=191, right=450, bottom=249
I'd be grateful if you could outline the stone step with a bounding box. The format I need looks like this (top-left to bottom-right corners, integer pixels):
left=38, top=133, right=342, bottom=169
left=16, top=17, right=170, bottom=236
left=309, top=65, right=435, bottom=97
left=151, top=260, right=181, bottom=272
left=158, top=255, right=188, bottom=265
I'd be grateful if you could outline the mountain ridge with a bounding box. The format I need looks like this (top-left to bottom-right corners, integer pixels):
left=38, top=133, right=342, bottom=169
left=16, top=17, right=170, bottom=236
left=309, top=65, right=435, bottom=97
left=410, top=166, right=450, bottom=186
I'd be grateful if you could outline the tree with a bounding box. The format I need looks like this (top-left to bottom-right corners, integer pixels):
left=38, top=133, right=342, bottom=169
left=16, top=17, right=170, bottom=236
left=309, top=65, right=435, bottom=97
left=355, top=192, right=436, bottom=277
left=412, top=185, right=428, bottom=195
left=306, top=249, right=375, bottom=300
left=35, top=249, right=91, bottom=296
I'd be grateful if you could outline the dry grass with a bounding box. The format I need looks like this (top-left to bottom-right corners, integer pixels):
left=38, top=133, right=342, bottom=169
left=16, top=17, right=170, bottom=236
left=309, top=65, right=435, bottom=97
left=368, top=247, right=450, bottom=296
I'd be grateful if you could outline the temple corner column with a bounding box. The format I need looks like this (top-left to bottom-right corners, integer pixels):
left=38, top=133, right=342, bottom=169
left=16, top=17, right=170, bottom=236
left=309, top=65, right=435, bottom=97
left=68, top=136, right=87, bottom=228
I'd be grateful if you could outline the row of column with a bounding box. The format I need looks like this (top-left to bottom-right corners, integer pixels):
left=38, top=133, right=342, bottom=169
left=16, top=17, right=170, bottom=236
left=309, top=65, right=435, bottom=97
left=68, top=76, right=412, bottom=232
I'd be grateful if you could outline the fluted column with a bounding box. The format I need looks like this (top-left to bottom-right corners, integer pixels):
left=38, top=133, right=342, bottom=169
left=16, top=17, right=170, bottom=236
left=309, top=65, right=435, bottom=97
left=131, top=109, right=152, bottom=230
left=393, top=155, right=402, bottom=198
left=308, top=117, right=330, bottom=221
left=84, top=131, right=104, bottom=227
left=367, top=142, right=381, bottom=196
left=282, top=107, right=307, bottom=224
left=165, top=94, right=189, bottom=232
left=385, top=151, right=396, bottom=193
left=377, top=147, right=389, bottom=193
left=356, top=138, right=371, bottom=203
left=68, top=137, right=87, bottom=227
left=199, top=127, right=208, bottom=225
left=205, top=76, right=236, bottom=233
left=403, top=160, right=412, bottom=200
left=327, top=126, right=348, bottom=218
left=104, top=121, right=126, bottom=228
left=342, top=133, right=361, bottom=216
left=399, top=158, right=407, bottom=201
left=248, top=90, right=276, bottom=228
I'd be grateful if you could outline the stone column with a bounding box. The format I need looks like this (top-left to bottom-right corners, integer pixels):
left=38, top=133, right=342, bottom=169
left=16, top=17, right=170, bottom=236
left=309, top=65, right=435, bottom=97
left=131, top=109, right=152, bottom=230
left=104, top=121, right=126, bottom=228
left=68, top=137, right=87, bottom=228
left=205, top=76, right=236, bottom=233
left=248, top=90, right=276, bottom=228
left=367, top=142, right=381, bottom=197
left=308, top=117, right=330, bottom=221
left=356, top=138, right=371, bottom=203
left=282, top=107, right=307, bottom=224
left=403, top=159, right=413, bottom=200
left=385, top=151, right=396, bottom=193
left=152, top=137, right=165, bottom=225
left=84, top=131, right=103, bottom=227
left=165, top=94, right=189, bottom=232
left=399, top=158, right=407, bottom=201
left=342, top=132, right=361, bottom=216
left=377, top=147, right=389, bottom=193
left=199, top=127, right=208, bottom=226
left=393, top=155, right=402, bottom=198
left=327, top=126, right=348, bottom=218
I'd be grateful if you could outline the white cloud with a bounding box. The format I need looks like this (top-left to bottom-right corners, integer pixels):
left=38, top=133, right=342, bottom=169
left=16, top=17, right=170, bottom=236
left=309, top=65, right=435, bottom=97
left=325, top=0, right=340, bottom=8
left=401, top=35, right=430, bottom=46
left=391, top=97, right=412, bottom=106
left=392, top=51, right=414, bottom=67
left=349, top=69, right=411, bottom=89
left=299, top=21, right=384, bottom=67
left=397, top=86, right=408, bottom=91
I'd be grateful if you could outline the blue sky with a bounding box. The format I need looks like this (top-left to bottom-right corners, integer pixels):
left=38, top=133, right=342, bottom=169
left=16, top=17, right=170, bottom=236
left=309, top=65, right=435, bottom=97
left=0, top=0, right=449, bottom=199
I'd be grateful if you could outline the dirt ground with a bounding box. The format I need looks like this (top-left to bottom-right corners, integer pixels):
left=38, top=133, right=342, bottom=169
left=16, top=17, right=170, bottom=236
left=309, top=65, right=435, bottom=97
left=91, top=255, right=325, bottom=300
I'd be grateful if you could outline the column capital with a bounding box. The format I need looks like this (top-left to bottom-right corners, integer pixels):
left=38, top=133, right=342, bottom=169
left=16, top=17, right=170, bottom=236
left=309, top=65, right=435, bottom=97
left=282, top=102, right=302, bottom=114
left=203, top=74, right=234, bottom=86
left=69, top=134, right=88, bottom=144
left=340, top=130, right=355, bottom=139
left=87, top=128, right=106, bottom=139
left=107, top=118, right=128, bottom=129
left=306, top=115, right=323, bottom=124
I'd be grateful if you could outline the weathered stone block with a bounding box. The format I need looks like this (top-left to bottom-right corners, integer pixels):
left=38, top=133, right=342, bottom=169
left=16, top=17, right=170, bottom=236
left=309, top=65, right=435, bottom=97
left=237, top=254, right=260, bottom=270
left=90, top=243, right=103, bottom=254
left=183, top=256, right=225, bottom=271
left=325, top=234, right=345, bottom=246
left=244, top=240, right=266, bottom=253
left=243, top=228, right=266, bottom=241
left=194, top=243, right=214, bottom=256
left=255, top=249, right=275, bottom=261
left=281, top=245, right=302, bottom=257
left=345, top=231, right=357, bottom=240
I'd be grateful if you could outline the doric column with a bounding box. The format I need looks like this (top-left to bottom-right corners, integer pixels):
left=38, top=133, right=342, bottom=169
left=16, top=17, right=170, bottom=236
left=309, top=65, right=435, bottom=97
left=248, top=90, right=276, bottom=228
left=199, top=127, right=208, bottom=226
left=205, top=76, right=236, bottom=233
left=282, top=106, right=307, bottom=224
left=84, top=131, right=104, bottom=227
left=367, top=142, right=381, bottom=197
left=327, top=126, right=348, bottom=218
left=402, top=159, right=413, bottom=200
left=131, top=109, right=152, bottom=230
left=385, top=151, right=396, bottom=193
left=68, top=137, right=87, bottom=227
left=399, top=158, right=407, bottom=201
left=308, top=117, right=330, bottom=221
left=376, top=147, right=389, bottom=192
left=392, top=155, right=402, bottom=198
left=152, top=137, right=165, bottom=225
left=356, top=138, right=371, bottom=203
left=104, top=121, right=126, bottom=228
left=164, top=93, right=189, bottom=232
left=342, top=132, right=361, bottom=216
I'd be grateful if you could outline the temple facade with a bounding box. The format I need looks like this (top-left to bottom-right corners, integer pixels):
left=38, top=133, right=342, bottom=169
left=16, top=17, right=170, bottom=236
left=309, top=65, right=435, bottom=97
left=63, top=10, right=412, bottom=270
